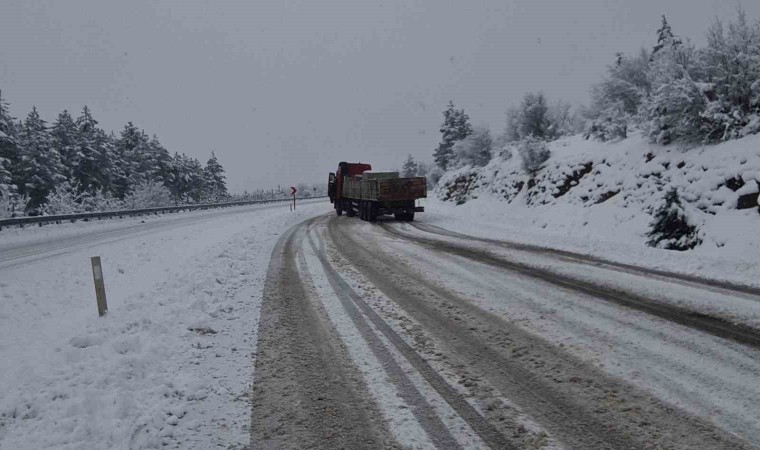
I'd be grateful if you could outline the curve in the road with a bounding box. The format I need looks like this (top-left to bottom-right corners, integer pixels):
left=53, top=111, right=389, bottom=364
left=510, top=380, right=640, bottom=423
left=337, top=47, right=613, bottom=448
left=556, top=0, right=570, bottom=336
left=328, top=216, right=752, bottom=449
left=380, top=222, right=760, bottom=351
left=409, top=221, right=760, bottom=299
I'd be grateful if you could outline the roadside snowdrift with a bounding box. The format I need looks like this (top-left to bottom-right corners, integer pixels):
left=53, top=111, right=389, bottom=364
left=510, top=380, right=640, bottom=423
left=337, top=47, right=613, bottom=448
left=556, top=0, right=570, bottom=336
left=429, top=133, right=760, bottom=286
left=435, top=133, right=760, bottom=254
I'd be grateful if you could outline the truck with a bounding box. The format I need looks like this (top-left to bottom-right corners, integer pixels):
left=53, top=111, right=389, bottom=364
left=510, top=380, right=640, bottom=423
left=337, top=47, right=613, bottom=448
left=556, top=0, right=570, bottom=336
left=328, top=161, right=426, bottom=222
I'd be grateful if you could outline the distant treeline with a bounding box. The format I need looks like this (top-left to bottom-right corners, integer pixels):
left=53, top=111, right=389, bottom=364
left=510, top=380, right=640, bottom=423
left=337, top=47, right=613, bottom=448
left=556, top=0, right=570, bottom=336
left=0, top=92, right=227, bottom=217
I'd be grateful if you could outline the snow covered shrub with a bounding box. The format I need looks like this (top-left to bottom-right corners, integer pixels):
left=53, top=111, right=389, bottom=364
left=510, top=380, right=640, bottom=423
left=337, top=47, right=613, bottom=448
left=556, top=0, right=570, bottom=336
left=646, top=188, right=702, bottom=250
left=39, top=182, right=85, bottom=215
left=436, top=168, right=481, bottom=204
left=517, top=137, right=551, bottom=173
left=122, top=181, right=173, bottom=209
left=80, top=190, right=124, bottom=212
left=427, top=166, right=444, bottom=186
left=452, top=126, right=493, bottom=168
left=583, top=104, right=629, bottom=142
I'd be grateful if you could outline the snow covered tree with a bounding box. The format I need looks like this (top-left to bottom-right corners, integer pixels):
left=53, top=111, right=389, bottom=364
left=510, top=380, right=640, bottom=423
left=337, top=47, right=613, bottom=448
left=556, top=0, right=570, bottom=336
left=453, top=126, right=493, bottom=167
left=0, top=90, right=19, bottom=197
left=586, top=49, right=651, bottom=137
left=652, top=16, right=682, bottom=59
left=646, top=188, right=702, bottom=250
left=701, top=10, right=760, bottom=140
left=203, top=151, right=227, bottom=201
left=639, top=16, right=708, bottom=144
left=642, top=38, right=707, bottom=144
left=147, top=135, right=173, bottom=186
left=434, top=101, right=473, bottom=170
left=517, top=136, right=550, bottom=173
left=402, top=154, right=418, bottom=177
left=505, top=92, right=572, bottom=142
left=74, top=106, right=112, bottom=194
left=508, top=93, right=552, bottom=141
left=168, top=153, right=206, bottom=203
left=114, top=122, right=152, bottom=196
left=51, top=110, right=78, bottom=182
left=415, top=160, right=429, bottom=177
left=18, top=107, right=66, bottom=212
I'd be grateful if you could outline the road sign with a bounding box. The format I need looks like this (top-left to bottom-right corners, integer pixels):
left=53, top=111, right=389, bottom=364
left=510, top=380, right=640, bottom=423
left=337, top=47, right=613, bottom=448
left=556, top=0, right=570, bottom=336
left=291, top=186, right=297, bottom=196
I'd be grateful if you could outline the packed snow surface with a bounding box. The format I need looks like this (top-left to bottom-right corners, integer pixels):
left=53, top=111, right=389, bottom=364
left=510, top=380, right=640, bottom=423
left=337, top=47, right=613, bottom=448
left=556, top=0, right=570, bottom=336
left=0, top=200, right=329, bottom=449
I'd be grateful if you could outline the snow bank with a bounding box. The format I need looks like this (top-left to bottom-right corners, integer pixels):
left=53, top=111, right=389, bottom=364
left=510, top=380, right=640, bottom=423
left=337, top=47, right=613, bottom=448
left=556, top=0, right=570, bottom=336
left=430, top=132, right=760, bottom=285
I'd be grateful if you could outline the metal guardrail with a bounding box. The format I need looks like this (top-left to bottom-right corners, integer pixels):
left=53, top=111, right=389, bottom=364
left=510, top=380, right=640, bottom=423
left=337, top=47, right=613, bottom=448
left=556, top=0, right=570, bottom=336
left=0, top=196, right=328, bottom=230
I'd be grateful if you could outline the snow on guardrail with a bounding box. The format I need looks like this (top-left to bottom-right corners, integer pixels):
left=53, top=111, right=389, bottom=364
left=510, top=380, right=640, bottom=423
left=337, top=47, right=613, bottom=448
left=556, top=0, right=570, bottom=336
left=0, top=196, right=328, bottom=230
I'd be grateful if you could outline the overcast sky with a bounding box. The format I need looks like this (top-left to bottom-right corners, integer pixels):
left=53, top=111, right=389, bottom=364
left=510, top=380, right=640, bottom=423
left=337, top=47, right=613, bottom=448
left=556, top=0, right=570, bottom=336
left=1, top=0, right=758, bottom=192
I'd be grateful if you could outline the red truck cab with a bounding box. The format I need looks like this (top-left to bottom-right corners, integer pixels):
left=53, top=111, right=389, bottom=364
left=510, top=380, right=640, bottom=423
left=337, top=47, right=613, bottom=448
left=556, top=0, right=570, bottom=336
left=329, top=162, right=372, bottom=204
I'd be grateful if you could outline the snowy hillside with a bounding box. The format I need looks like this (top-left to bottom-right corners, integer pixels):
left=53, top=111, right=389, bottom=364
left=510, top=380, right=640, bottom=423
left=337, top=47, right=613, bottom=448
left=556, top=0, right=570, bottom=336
left=434, top=132, right=760, bottom=258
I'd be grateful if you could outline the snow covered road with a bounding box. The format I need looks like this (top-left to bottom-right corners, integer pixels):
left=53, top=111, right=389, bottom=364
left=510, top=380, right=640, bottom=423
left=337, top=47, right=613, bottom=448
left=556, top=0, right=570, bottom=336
left=3, top=200, right=760, bottom=449
left=0, top=199, right=329, bottom=449
left=250, top=213, right=760, bottom=449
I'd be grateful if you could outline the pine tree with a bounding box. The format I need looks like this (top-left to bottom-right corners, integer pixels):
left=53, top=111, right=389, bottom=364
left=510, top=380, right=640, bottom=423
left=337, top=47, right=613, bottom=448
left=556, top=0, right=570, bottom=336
left=646, top=188, right=702, bottom=250
left=186, top=157, right=206, bottom=202
left=434, top=101, right=473, bottom=170
left=652, top=15, right=682, bottom=58
left=203, top=151, right=227, bottom=201
left=114, top=122, right=152, bottom=197
left=644, top=38, right=706, bottom=144
left=51, top=110, right=78, bottom=182
left=18, top=107, right=66, bottom=212
left=147, top=135, right=173, bottom=187
left=402, top=154, right=418, bottom=177
left=74, top=106, right=112, bottom=194
left=0, top=90, right=19, bottom=196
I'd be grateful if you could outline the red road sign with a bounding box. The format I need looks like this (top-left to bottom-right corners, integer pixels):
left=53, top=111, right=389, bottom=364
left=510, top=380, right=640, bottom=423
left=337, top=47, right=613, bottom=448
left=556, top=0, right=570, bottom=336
left=291, top=186, right=297, bottom=196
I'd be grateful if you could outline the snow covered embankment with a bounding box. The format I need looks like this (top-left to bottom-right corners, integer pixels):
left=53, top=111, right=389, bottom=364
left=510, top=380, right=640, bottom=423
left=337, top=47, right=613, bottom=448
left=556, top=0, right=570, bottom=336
left=430, top=133, right=760, bottom=286
left=0, top=201, right=328, bottom=449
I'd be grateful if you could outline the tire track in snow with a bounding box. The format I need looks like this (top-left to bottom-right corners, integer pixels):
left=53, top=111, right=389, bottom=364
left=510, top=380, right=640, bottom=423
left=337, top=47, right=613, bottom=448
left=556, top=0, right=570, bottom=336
left=304, top=217, right=512, bottom=450
left=408, top=221, right=760, bottom=299
left=249, top=218, right=392, bottom=449
left=330, top=216, right=752, bottom=450
left=381, top=222, right=760, bottom=350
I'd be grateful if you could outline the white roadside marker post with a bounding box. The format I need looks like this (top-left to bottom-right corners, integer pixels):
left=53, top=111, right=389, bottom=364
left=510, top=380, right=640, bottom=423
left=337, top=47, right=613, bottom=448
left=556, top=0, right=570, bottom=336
left=91, top=256, right=108, bottom=317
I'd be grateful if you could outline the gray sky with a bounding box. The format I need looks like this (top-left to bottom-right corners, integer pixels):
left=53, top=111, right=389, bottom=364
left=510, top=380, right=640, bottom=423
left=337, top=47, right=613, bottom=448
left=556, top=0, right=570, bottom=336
left=1, top=0, right=758, bottom=192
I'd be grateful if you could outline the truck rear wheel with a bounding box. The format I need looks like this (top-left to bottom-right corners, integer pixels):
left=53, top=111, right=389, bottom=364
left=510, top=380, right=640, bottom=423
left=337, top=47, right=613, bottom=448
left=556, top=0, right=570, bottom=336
left=368, top=202, right=378, bottom=222
left=346, top=202, right=356, bottom=217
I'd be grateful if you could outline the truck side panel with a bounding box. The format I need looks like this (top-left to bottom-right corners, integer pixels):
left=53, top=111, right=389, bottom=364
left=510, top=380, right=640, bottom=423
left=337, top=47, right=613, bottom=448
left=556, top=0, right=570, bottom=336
left=377, top=177, right=427, bottom=201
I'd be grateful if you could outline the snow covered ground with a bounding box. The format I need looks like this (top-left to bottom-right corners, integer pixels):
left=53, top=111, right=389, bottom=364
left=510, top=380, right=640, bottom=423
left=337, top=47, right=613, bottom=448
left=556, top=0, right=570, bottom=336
left=0, top=199, right=329, bottom=449
left=431, top=132, right=760, bottom=288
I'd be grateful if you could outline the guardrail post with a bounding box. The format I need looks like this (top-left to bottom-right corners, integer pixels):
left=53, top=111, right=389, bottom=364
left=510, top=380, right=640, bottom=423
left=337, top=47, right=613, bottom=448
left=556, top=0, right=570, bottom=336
left=91, top=256, right=108, bottom=317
